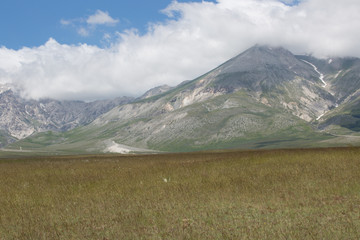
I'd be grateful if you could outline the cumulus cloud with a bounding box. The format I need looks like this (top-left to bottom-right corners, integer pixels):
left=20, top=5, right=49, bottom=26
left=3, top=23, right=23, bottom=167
left=86, top=10, right=119, bottom=25
left=77, top=27, right=90, bottom=37
left=1, top=0, right=360, bottom=101
left=60, top=19, right=71, bottom=25
left=61, top=10, right=118, bottom=37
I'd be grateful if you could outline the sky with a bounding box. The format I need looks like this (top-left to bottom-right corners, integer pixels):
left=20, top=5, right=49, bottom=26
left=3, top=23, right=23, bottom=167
left=0, top=0, right=359, bottom=101
left=1, top=0, right=212, bottom=49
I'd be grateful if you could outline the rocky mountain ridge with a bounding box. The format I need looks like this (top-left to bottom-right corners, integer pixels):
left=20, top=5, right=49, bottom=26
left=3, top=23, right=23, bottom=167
left=3, top=45, right=360, bottom=153
left=0, top=88, right=133, bottom=147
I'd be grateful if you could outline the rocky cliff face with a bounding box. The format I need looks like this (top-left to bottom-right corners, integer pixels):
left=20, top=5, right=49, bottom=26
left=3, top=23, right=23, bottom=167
left=0, top=88, right=133, bottom=146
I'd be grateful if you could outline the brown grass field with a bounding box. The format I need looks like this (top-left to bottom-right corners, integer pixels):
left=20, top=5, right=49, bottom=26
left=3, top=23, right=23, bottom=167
left=0, top=147, right=360, bottom=239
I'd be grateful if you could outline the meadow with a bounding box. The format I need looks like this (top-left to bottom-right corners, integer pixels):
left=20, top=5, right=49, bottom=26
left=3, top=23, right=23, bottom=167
left=0, top=147, right=360, bottom=239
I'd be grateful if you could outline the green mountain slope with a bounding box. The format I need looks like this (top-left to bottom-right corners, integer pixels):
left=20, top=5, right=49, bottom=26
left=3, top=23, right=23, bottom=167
left=10, top=90, right=332, bottom=154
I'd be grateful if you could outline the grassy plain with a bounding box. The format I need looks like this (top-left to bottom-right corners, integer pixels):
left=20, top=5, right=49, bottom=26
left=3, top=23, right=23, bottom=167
left=0, top=148, right=360, bottom=239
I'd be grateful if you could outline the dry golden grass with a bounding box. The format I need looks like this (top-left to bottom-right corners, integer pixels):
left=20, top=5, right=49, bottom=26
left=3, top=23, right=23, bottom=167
left=1, top=148, right=360, bottom=239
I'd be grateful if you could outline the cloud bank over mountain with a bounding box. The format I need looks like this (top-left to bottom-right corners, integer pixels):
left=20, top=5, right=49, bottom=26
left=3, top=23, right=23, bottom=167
left=0, top=0, right=359, bottom=100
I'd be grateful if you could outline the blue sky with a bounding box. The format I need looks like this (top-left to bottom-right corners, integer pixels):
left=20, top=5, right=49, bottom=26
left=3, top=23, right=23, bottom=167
left=0, top=0, right=359, bottom=101
left=0, top=0, right=216, bottom=49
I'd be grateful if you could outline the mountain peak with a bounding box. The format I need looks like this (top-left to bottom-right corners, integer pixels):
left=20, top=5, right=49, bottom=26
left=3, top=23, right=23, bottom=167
left=210, top=45, right=314, bottom=93
left=246, top=44, right=289, bottom=53
left=221, top=45, right=296, bottom=73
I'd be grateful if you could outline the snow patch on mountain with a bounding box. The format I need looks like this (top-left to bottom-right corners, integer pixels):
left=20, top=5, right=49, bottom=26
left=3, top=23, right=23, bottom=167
left=316, top=113, right=325, bottom=121
left=334, top=70, right=342, bottom=79
left=301, top=60, right=327, bottom=87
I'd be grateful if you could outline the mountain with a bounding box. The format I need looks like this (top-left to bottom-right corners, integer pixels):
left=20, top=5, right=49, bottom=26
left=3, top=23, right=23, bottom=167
left=296, top=55, right=360, bottom=134
left=4, top=45, right=360, bottom=154
left=0, top=88, right=133, bottom=147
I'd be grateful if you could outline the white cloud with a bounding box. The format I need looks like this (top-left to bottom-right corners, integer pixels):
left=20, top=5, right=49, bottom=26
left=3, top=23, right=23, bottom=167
left=86, top=10, right=119, bottom=25
left=1, top=0, right=360, bottom=101
left=60, top=19, right=71, bottom=25
left=61, top=10, right=118, bottom=37
left=77, top=27, right=90, bottom=37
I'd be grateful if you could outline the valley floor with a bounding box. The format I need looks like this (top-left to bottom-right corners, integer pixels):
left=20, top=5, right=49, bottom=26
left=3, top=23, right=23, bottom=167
left=1, top=148, right=360, bottom=239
